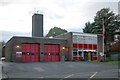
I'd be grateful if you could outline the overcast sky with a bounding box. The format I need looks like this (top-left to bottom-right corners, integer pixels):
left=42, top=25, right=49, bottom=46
left=0, top=0, right=119, bottom=35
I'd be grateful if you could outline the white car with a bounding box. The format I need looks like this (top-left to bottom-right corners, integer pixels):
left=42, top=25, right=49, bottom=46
left=0, top=57, right=5, bottom=61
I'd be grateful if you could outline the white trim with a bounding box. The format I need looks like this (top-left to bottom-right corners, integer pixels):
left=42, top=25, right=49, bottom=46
left=78, top=50, right=96, bottom=52
left=73, top=33, right=97, bottom=37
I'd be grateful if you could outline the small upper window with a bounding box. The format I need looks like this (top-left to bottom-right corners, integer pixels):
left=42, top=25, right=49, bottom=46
left=73, top=49, right=77, bottom=52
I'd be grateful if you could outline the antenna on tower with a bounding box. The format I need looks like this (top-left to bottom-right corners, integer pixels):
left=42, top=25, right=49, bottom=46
left=34, top=8, right=43, bottom=14
left=37, top=11, right=39, bottom=14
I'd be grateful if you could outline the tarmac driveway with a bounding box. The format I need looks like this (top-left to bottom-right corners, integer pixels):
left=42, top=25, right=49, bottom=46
left=2, top=61, right=119, bottom=79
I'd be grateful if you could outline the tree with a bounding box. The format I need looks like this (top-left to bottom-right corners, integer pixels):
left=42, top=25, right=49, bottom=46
left=83, top=22, right=95, bottom=33
left=46, top=27, right=68, bottom=37
left=83, top=8, right=120, bottom=44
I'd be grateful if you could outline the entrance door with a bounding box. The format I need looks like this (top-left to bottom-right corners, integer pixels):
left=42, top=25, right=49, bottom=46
left=84, top=51, right=97, bottom=61
left=84, top=52, right=88, bottom=61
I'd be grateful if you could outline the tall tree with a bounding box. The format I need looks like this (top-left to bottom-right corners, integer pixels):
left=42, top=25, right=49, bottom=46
left=46, top=27, right=67, bottom=37
left=83, top=22, right=95, bottom=33
left=83, top=8, right=120, bottom=44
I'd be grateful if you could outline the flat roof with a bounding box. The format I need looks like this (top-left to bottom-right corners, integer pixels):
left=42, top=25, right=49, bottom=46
left=72, top=32, right=97, bottom=37
left=54, top=32, right=70, bottom=37
left=12, top=36, right=66, bottom=40
left=55, top=32, right=99, bottom=37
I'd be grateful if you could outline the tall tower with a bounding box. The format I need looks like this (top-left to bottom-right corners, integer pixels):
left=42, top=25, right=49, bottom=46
left=32, top=13, right=43, bottom=37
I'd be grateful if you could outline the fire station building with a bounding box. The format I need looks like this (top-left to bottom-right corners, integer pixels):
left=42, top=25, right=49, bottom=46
left=5, top=37, right=67, bottom=62
left=55, top=32, right=99, bottom=61
left=4, top=13, right=103, bottom=62
left=5, top=32, right=103, bottom=62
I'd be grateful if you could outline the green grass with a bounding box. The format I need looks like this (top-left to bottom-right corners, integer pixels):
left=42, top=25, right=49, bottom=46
left=92, top=61, right=120, bottom=65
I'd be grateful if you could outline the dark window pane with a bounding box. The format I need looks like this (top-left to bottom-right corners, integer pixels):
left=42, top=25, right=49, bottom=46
left=56, top=53, right=59, bottom=55
left=73, top=52, right=77, bottom=56
left=44, top=53, right=47, bottom=55
left=31, top=53, right=34, bottom=55
left=22, top=52, right=25, bottom=55
left=93, top=52, right=97, bottom=56
left=78, top=51, right=82, bottom=56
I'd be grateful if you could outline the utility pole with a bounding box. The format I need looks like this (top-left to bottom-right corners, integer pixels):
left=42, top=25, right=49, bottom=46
left=102, top=19, right=105, bottom=61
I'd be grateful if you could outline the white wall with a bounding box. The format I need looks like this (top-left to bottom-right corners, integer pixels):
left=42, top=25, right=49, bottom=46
left=72, top=33, right=97, bottom=44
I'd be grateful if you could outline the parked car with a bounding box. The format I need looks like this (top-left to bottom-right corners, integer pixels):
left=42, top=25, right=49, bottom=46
left=0, top=57, right=5, bottom=61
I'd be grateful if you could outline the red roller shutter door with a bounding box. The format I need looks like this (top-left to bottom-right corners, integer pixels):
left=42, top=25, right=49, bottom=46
left=34, top=44, right=40, bottom=62
left=51, top=45, right=56, bottom=61
left=21, top=44, right=26, bottom=62
left=22, top=44, right=31, bottom=62
left=26, top=44, right=31, bottom=62
left=44, top=45, right=48, bottom=62
left=30, top=44, right=35, bottom=62
left=55, top=45, right=60, bottom=61
left=21, top=44, right=40, bottom=62
left=44, top=44, right=60, bottom=62
left=44, top=45, right=52, bottom=61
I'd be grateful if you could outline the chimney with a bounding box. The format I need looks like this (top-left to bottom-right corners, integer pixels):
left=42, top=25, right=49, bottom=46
left=32, top=13, right=43, bottom=37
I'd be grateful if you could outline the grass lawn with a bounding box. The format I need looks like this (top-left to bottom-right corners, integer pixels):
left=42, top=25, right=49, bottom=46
left=91, top=61, right=120, bottom=65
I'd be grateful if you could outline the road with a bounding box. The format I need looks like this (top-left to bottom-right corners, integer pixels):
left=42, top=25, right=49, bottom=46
left=2, top=61, right=119, bottom=79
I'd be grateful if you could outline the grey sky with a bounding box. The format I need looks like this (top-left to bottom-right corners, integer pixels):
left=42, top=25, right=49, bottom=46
left=0, top=0, right=119, bottom=36
left=0, top=31, right=31, bottom=42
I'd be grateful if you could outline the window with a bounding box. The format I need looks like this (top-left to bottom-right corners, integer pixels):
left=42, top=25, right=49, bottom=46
left=73, top=35, right=77, bottom=43
left=56, top=53, right=59, bottom=55
left=73, top=52, right=77, bottom=56
left=31, top=53, right=34, bottom=55
left=22, top=52, right=25, bottom=55
left=44, top=53, right=47, bottom=55
left=93, top=52, right=97, bottom=56
left=92, top=37, right=97, bottom=44
left=51, top=53, right=54, bottom=55
left=78, top=51, right=82, bottom=56
left=41, top=52, right=43, bottom=54
left=26, top=52, right=30, bottom=55
left=52, top=53, right=55, bottom=55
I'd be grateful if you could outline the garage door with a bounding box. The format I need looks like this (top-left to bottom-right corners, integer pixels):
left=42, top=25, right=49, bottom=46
left=21, top=43, right=40, bottom=62
left=44, top=44, right=60, bottom=62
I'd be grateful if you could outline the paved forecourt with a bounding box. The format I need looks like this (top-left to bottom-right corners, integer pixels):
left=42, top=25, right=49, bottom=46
left=2, top=61, right=119, bottom=79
